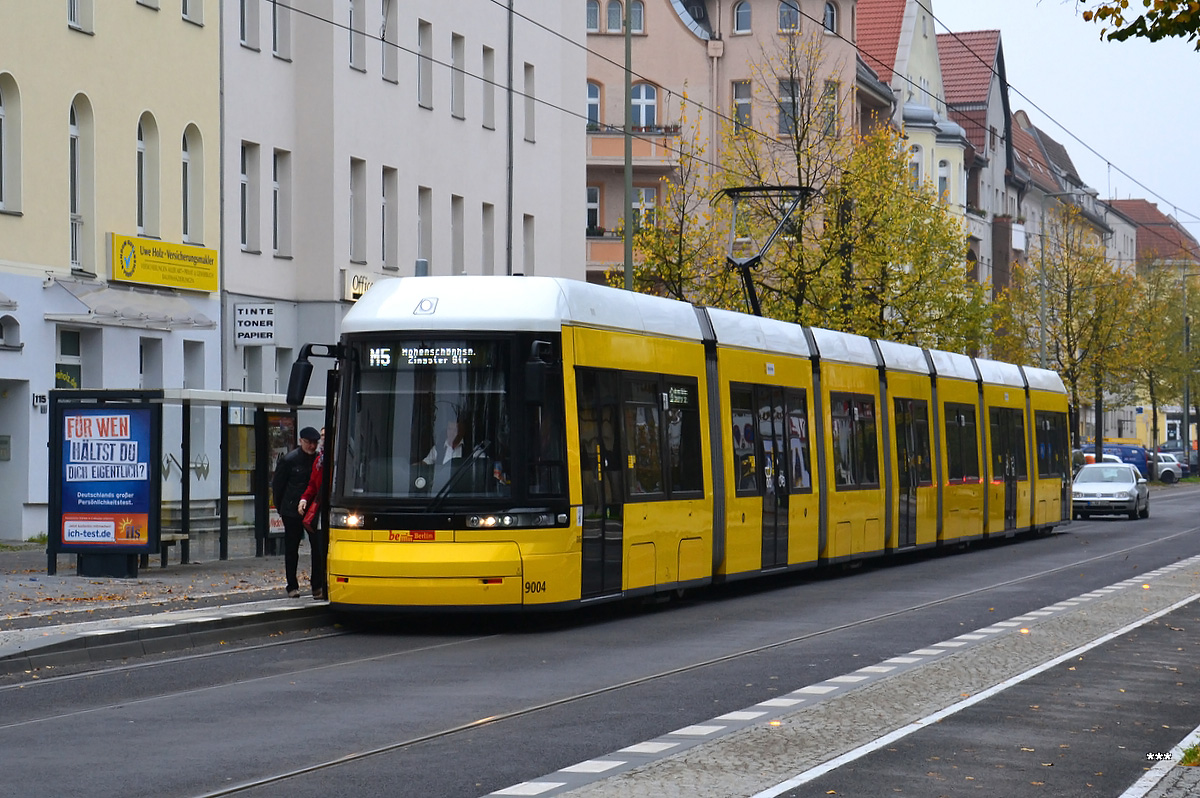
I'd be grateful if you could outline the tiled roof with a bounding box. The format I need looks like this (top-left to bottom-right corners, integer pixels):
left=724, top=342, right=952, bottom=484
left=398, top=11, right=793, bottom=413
left=1033, top=126, right=1081, bottom=185
left=1011, top=113, right=1056, bottom=193
left=938, top=30, right=999, bottom=106
left=857, top=0, right=908, bottom=84
left=949, top=106, right=987, bottom=153
left=1107, top=198, right=1200, bottom=264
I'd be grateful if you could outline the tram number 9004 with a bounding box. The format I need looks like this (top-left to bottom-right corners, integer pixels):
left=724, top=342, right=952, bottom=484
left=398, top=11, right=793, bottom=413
left=524, top=580, right=547, bottom=595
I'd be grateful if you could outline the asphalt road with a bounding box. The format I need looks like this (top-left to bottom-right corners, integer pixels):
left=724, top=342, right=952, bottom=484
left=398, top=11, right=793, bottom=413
left=4, top=486, right=1200, bottom=798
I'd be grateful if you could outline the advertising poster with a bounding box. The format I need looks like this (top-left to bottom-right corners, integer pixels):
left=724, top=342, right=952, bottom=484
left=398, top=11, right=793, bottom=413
left=58, top=406, right=157, bottom=552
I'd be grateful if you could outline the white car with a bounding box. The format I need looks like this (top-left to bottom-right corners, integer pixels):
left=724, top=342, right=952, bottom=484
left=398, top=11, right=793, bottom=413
left=1153, top=452, right=1184, bottom=484
left=1072, top=463, right=1149, bottom=520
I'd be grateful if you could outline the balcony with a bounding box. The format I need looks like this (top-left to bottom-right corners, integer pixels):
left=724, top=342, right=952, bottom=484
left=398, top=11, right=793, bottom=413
left=586, top=126, right=680, bottom=171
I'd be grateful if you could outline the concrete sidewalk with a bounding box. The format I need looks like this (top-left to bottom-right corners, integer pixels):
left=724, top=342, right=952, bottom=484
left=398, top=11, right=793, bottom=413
left=0, top=542, right=331, bottom=674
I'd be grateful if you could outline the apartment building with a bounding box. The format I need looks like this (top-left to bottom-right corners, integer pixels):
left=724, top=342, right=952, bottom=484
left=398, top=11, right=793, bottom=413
left=584, top=0, right=861, bottom=281
left=0, top=0, right=222, bottom=540
left=223, top=0, right=585, bottom=394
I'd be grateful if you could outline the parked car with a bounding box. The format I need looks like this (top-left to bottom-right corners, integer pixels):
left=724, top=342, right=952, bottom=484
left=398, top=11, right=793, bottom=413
left=1157, top=440, right=1198, bottom=470
left=1152, top=452, right=1185, bottom=483
left=1078, top=443, right=1149, bottom=478
left=1072, top=462, right=1149, bottom=520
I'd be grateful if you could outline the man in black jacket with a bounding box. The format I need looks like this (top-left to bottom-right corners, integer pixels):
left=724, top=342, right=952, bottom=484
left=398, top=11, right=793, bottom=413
left=272, top=426, right=320, bottom=597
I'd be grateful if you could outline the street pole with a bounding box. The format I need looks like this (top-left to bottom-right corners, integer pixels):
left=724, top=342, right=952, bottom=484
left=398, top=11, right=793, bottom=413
left=623, top=6, right=633, bottom=290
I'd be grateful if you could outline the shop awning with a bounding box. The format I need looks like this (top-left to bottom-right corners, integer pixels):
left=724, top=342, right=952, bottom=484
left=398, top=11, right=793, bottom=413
left=45, top=279, right=216, bottom=330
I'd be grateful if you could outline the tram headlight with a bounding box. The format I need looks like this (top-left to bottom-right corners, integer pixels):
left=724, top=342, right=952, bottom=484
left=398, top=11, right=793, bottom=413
left=330, top=509, right=364, bottom=528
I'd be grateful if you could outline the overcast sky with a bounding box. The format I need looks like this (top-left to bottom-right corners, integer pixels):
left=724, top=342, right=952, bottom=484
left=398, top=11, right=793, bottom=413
left=928, top=0, right=1200, bottom=230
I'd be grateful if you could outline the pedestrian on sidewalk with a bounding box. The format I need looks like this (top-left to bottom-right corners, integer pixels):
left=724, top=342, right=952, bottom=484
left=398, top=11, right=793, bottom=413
left=272, top=426, right=320, bottom=598
left=298, top=428, right=327, bottom=601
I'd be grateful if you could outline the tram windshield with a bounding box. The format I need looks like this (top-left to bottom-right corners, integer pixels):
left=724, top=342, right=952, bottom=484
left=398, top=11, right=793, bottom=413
left=339, top=339, right=515, bottom=502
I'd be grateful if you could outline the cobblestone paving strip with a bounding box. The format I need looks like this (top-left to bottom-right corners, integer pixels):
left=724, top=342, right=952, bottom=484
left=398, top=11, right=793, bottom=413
left=524, top=562, right=1200, bottom=798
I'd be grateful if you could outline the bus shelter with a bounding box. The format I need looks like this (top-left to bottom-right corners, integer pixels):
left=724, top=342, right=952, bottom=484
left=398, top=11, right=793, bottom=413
left=47, top=388, right=323, bottom=577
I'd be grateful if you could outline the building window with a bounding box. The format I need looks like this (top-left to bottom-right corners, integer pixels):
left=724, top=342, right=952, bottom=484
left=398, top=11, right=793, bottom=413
left=57, top=329, right=83, bottom=389
left=349, top=0, right=365, bottom=70
left=136, top=123, right=146, bottom=234
left=272, top=0, right=291, bottom=57
left=631, top=83, right=656, bottom=128
left=821, top=80, right=839, bottom=137
left=240, top=141, right=260, bottom=251
left=69, top=102, right=88, bottom=271
left=182, top=0, right=203, bottom=24
left=350, top=157, right=366, bottom=262
left=240, top=0, right=259, bottom=49
left=524, top=63, right=536, bottom=142
left=778, top=1, right=799, bottom=31
left=182, top=125, right=203, bottom=244
left=909, top=145, right=922, bottom=188
left=418, top=185, right=432, bottom=272
left=823, top=2, right=837, bottom=33
left=938, top=159, right=950, bottom=199
left=587, top=81, right=601, bottom=126
left=586, top=0, right=600, bottom=32
left=381, top=0, right=397, bottom=79
left=451, top=194, right=465, bottom=275
left=733, top=1, right=751, bottom=33
left=382, top=166, right=398, bottom=270
left=482, top=46, right=496, bottom=129
left=0, top=86, right=6, bottom=208
left=451, top=34, right=465, bottom=119
left=630, top=0, right=644, bottom=32
left=632, top=186, right=655, bottom=229
left=272, top=150, right=288, bottom=255
left=418, top=20, right=433, bottom=108
left=68, top=0, right=93, bottom=33
left=733, top=80, right=752, bottom=130
left=586, top=186, right=600, bottom=230
left=523, top=214, right=535, bottom=275
left=607, top=0, right=622, bottom=32
left=778, top=79, right=798, bottom=135
left=482, top=202, right=495, bottom=275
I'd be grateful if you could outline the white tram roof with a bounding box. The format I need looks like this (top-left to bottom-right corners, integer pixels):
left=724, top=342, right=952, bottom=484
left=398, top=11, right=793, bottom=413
left=342, top=276, right=704, bottom=340
left=807, top=327, right=878, bottom=367
left=974, top=356, right=1026, bottom=388
left=706, top=307, right=811, bottom=357
left=928, top=349, right=977, bottom=382
left=875, top=339, right=931, bottom=374
left=1022, top=365, right=1067, bottom=393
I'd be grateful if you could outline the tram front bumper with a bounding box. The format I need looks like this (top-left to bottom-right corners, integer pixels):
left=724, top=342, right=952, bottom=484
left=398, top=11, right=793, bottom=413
left=327, top=539, right=524, bottom=607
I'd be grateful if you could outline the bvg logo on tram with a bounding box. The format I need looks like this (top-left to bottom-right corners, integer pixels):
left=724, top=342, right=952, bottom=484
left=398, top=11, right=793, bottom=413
left=388, top=530, right=435, bottom=542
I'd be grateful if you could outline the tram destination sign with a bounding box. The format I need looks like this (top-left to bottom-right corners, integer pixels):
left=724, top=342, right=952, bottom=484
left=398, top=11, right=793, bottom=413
left=367, top=344, right=480, bottom=368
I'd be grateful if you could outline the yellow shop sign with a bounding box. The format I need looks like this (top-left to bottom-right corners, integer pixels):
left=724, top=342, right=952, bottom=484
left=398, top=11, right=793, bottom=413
left=109, top=233, right=219, bottom=292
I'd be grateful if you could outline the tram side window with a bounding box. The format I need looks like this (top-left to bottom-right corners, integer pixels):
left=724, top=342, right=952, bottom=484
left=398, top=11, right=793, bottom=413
left=990, top=407, right=1028, bottom=479
left=786, top=389, right=811, bottom=491
left=666, top=379, right=703, bottom=494
left=731, top=386, right=757, bottom=494
left=624, top=378, right=663, bottom=495
left=831, top=392, right=879, bottom=489
left=944, top=402, right=980, bottom=483
left=1035, top=410, right=1069, bottom=478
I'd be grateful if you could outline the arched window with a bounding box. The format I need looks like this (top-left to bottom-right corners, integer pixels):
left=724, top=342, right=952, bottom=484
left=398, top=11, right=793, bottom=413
left=823, top=2, right=837, bottom=33
left=938, top=159, right=950, bottom=199
left=587, top=81, right=601, bottom=126
left=586, top=0, right=599, bottom=32
left=0, top=84, right=5, bottom=208
left=606, top=0, right=622, bottom=32
left=778, top=1, right=799, bottom=31
left=136, top=122, right=146, bottom=234
left=69, top=103, right=82, bottom=268
left=630, top=0, right=644, bottom=32
left=909, top=145, right=923, bottom=188
left=631, top=83, right=656, bottom=128
left=0, top=74, right=20, bottom=212
left=182, top=124, right=203, bottom=245
left=181, top=133, right=191, bottom=241
left=733, top=1, right=751, bottom=33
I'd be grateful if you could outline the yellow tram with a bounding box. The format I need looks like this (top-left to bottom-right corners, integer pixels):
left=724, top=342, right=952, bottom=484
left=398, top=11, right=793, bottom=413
left=287, top=276, right=1071, bottom=611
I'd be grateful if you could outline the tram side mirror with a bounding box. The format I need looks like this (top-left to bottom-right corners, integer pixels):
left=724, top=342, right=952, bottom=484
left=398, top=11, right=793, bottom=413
left=525, top=340, right=553, bottom=405
left=286, top=358, right=313, bottom=407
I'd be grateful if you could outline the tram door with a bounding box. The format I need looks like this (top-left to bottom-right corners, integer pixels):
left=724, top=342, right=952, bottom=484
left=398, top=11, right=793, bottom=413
left=892, top=398, right=931, bottom=549
left=577, top=369, right=624, bottom=598
left=757, top=387, right=789, bottom=569
left=990, top=407, right=1025, bottom=531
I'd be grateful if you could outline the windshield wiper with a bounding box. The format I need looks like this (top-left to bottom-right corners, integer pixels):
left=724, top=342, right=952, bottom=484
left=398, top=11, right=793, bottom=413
left=427, top=440, right=491, bottom=512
